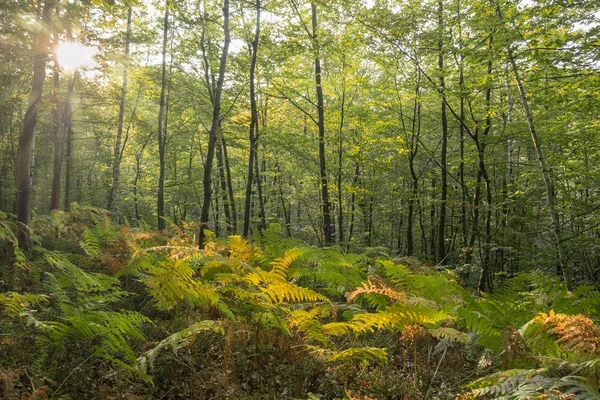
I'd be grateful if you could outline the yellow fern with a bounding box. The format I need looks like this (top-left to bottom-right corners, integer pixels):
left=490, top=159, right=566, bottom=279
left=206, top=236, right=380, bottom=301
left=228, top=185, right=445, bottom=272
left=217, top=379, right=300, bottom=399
left=347, top=275, right=407, bottom=303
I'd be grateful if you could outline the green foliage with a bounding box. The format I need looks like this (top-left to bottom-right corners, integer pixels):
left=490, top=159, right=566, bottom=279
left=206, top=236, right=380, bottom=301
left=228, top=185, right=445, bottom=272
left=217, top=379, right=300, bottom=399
left=307, top=345, right=387, bottom=364
left=138, top=320, right=224, bottom=374
left=47, top=307, right=150, bottom=366
left=461, top=368, right=600, bottom=400
left=0, top=212, right=27, bottom=269
left=0, top=292, right=49, bottom=317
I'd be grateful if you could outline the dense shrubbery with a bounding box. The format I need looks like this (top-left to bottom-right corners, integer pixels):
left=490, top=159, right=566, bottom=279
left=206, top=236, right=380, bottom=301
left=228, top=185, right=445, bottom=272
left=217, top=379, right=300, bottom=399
left=0, top=208, right=598, bottom=399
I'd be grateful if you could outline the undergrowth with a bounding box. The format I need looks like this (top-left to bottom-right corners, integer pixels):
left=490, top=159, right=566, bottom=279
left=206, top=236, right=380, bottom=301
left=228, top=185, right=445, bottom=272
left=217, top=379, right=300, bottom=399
left=0, top=208, right=598, bottom=399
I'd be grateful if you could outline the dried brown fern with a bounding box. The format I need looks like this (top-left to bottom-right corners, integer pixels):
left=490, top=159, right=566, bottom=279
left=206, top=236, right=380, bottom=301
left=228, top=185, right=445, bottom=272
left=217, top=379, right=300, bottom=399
left=347, top=275, right=407, bottom=303
left=536, top=311, right=600, bottom=355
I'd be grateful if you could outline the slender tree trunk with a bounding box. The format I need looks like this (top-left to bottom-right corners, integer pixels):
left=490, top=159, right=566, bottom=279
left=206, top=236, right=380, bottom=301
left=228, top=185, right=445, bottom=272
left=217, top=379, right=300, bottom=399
left=437, top=0, right=448, bottom=263
left=222, top=136, right=237, bottom=232
left=337, top=74, right=346, bottom=247
left=157, top=2, right=169, bottom=230
left=243, top=0, right=260, bottom=237
left=311, top=2, right=334, bottom=245
left=198, top=0, right=230, bottom=246
left=507, top=47, right=572, bottom=290
left=458, top=62, right=468, bottom=253
left=216, top=135, right=232, bottom=234
left=478, top=38, right=494, bottom=292
left=430, top=178, right=436, bottom=260
left=254, top=149, right=266, bottom=232
left=16, top=0, right=54, bottom=243
left=108, top=6, right=132, bottom=222
left=346, top=161, right=360, bottom=251
left=64, top=103, right=72, bottom=211
left=406, top=74, right=421, bottom=256
left=133, top=135, right=151, bottom=225
left=50, top=48, right=62, bottom=211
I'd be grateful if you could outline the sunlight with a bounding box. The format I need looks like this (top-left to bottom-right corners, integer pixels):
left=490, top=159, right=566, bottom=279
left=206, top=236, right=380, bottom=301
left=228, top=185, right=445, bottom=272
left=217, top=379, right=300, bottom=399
left=55, top=41, right=97, bottom=71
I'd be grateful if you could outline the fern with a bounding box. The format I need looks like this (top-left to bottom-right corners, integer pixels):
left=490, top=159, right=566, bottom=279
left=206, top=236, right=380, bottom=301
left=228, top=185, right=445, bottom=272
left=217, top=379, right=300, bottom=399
left=306, top=345, right=387, bottom=364
left=347, top=275, right=407, bottom=303
left=429, top=327, right=470, bottom=344
left=47, top=306, right=150, bottom=365
left=138, top=320, right=224, bottom=374
left=0, top=213, right=27, bottom=269
left=143, top=259, right=218, bottom=310
left=80, top=228, right=101, bottom=256
left=461, top=368, right=600, bottom=400
left=269, top=248, right=305, bottom=281
left=0, top=292, right=49, bottom=316
left=261, top=281, right=329, bottom=304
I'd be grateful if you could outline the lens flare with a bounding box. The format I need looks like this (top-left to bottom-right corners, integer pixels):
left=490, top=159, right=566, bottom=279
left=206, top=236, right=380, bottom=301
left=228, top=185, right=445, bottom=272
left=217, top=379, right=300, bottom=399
left=55, top=42, right=96, bottom=70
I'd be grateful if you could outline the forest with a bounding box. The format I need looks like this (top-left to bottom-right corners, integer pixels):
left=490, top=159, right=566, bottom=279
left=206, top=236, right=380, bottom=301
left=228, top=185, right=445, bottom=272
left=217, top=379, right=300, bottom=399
left=1, top=0, right=600, bottom=398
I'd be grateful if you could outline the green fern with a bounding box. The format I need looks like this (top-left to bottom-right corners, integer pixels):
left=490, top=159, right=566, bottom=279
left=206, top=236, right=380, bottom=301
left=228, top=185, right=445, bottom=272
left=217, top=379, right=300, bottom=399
left=138, top=320, right=224, bottom=374
left=47, top=306, right=150, bottom=364
left=306, top=345, right=387, bottom=364
left=0, top=213, right=27, bottom=269
left=429, top=327, right=470, bottom=344
left=0, top=292, right=49, bottom=316
left=462, top=368, right=600, bottom=399
left=80, top=227, right=101, bottom=256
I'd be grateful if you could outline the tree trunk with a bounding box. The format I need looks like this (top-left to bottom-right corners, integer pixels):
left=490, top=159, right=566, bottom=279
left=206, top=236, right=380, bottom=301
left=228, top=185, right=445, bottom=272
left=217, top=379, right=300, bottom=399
left=198, top=0, right=230, bottom=246
left=507, top=47, right=572, bottom=290
left=16, top=0, right=54, bottom=243
left=437, top=0, right=448, bottom=263
left=108, top=6, right=132, bottom=222
left=337, top=73, right=346, bottom=247
left=346, top=161, right=360, bottom=251
left=64, top=103, right=72, bottom=211
left=216, top=135, right=232, bottom=234
left=311, top=2, right=334, bottom=246
left=157, top=2, right=169, bottom=231
left=406, top=72, right=421, bottom=256
left=243, top=0, right=260, bottom=237
left=254, top=148, right=266, bottom=232
left=50, top=48, right=62, bottom=211
left=222, top=136, right=237, bottom=232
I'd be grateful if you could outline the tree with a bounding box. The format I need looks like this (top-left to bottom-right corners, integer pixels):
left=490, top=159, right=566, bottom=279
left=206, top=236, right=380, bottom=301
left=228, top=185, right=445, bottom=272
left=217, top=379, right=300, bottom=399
left=108, top=6, right=133, bottom=222
left=16, top=0, right=55, bottom=243
left=198, top=0, right=230, bottom=246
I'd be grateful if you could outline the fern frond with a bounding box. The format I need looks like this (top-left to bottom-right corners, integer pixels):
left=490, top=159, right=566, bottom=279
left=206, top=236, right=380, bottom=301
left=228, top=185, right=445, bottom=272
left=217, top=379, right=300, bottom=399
left=270, top=248, right=305, bottom=281
left=429, top=327, right=470, bottom=344
left=347, top=275, right=407, bottom=303
left=200, top=259, right=232, bottom=280
left=80, top=228, right=100, bottom=256
left=228, top=235, right=256, bottom=263
left=48, top=308, right=150, bottom=363
left=0, top=292, right=49, bottom=316
left=143, top=259, right=216, bottom=310
left=0, top=216, right=27, bottom=269
left=138, top=320, right=224, bottom=374
left=261, top=282, right=329, bottom=304
left=289, top=306, right=331, bottom=344
left=463, top=368, right=600, bottom=400
left=307, top=345, right=387, bottom=364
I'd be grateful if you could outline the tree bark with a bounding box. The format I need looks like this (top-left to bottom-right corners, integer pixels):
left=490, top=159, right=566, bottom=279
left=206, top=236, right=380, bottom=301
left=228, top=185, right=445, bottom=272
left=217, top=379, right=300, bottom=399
left=50, top=43, right=62, bottom=212
left=437, top=0, right=448, bottom=263
left=507, top=47, right=572, bottom=290
left=406, top=72, right=421, bottom=256
left=243, top=0, right=260, bottom=237
left=311, top=2, right=334, bottom=246
left=222, top=136, right=237, bottom=232
left=157, top=2, right=169, bottom=231
left=216, top=135, right=233, bottom=234
left=16, top=0, right=54, bottom=243
left=108, top=6, right=132, bottom=222
left=198, top=0, right=230, bottom=246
